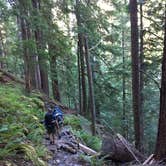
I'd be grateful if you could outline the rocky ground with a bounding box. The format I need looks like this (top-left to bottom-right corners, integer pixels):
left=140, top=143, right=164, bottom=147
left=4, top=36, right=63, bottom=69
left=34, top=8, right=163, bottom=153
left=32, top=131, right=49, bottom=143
left=43, top=127, right=91, bottom=166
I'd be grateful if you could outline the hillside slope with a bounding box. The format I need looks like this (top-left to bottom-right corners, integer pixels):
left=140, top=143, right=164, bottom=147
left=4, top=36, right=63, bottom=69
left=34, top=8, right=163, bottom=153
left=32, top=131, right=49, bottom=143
left=0, top=84, right=49, bottom=166
left=0, top=72, right=102, bottom=166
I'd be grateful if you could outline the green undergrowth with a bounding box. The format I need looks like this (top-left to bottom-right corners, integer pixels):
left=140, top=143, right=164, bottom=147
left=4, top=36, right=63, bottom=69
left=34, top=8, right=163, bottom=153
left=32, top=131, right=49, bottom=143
left=79, top=154, right=108, bottom=166
left=64, top=114, right=102, bottom=151
left=0, top=84, right=49, bottom=166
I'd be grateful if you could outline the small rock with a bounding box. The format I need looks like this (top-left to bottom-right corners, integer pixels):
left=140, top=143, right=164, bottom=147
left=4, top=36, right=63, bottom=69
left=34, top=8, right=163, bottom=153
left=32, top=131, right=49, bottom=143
left=56, top=159, right=60, bottom=163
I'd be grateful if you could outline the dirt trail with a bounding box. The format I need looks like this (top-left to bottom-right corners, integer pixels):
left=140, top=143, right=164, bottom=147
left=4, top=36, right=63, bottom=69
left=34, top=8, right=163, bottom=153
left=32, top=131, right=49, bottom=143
left=43, top=100, right=92, bottom=166
left=43, top=129, right=90, bottom=166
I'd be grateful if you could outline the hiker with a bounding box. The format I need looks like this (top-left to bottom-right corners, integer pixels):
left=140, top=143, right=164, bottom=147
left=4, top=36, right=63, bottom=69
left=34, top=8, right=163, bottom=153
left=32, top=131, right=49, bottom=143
left=52, top=105, right=64, bottom=138
left=44, top=107, right=56, bottom=144
left=53, top=106, right=63, bottom=126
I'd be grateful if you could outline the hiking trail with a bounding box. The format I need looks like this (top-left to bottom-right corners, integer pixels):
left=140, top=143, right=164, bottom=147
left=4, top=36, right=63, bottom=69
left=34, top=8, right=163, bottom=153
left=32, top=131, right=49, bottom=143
left=43, top=101, right=91, bottom=166
left=43, top=127, right=91, bottom=166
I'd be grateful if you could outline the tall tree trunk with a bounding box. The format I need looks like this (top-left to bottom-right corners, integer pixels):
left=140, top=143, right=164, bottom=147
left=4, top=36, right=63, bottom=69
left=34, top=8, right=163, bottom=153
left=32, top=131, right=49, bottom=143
left=139, top=2, right=144, bottom=153
left=32, top=0, right=49, bottom=95
left=79, top=34, right=87, bottom=116
left=121, top=0, right=128, bottom=140
left=84, top=35, right=96, bottom=135
left=130, top=0, right=141, bottom=150
left=38, top=49, right=49, bottom=96
left=91, top=57, right=99, bottom=118
left=45, top=2, right=61, bottom=101
left=31, top=53, right=41, bottom=90
left=26, top=24, right=40, bottom=90
left=122, top=28, right=127, bottom=138
left=0, top=30, right=6, bottom=69
left=20, top=17, right=31, bottom=93
left=49, top=45, right=61, bottom=101
left=77, top=41, right=82, bottom=114
left=75, top=0, right=87, bottom=116
left=17, top=0, right=31, bottom=92
left=155, top=7, right=166, bottom=160
left=0, top=36, right=4, bottom=69
left=18, top=0, right=40, bottom=91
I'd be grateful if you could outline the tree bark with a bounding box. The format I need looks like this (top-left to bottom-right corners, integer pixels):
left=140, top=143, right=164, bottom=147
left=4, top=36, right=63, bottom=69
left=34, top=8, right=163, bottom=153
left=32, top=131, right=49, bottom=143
left=26, top=23, right=41, bottom=90
left=32, top=0, right=49, bottom=96
left=101, top=134, right=145, bottom=162
left=84, top=35, right=96, bottom=135
left=75, top=0, right=87, bottom=116
left=155, top=7, right=166, bottom=160
left=45, top=2, right=61, bottom=101
left=18, top=0, right=31, bottom=92
left=0, top=30, right=6, bottom=69
left=77, top=41, right=82, bottom=114
left=139, top=2, right=144, bottom=153
left=49, top=47, right=61, bottom=102
left=122, top=28, right=127, bottom=139
left=129, top=0, right=141, bottom=150
left=79, top=34, right=87, bottom=116
left=20, top=17, right=31, bottom=93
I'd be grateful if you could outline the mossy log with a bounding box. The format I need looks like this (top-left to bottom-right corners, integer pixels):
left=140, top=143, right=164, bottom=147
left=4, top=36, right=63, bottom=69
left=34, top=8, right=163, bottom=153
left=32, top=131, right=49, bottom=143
left=0, top=69, right=24, bottom=84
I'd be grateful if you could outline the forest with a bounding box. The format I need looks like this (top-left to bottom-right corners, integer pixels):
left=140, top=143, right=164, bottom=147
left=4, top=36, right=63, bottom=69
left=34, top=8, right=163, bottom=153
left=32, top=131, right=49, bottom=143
left=0, top=0, right=166, bottom=165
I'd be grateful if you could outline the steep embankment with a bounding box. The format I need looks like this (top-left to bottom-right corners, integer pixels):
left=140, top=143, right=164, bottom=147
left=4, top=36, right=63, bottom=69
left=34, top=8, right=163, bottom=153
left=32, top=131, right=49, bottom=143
left=0, top=84, right=49, bottom=166
left=0, top=71, right=102, bottom=166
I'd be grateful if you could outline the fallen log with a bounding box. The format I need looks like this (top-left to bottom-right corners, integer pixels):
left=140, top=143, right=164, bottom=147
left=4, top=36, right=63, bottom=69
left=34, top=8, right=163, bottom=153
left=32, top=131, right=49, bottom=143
left=79, top=143, right=97, bottom=155
left=117, top=134, right=141, bottom=164
left=143, top=154, right=154, bottom=165
left=0, top=69, right=24, bottom=84
left=149, top=158, right=154, bottom=165
left=101, top=133, right=145, bottom=162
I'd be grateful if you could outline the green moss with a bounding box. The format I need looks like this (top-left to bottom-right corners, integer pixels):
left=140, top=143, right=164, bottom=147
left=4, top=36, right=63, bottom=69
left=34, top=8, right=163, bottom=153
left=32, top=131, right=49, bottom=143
left=79, top=154, right=106, bottom=166
left=72, top=129, right=101, bottom=151
left=0, top=85, right=48, bottom=165
left=64, top=114, right=82, bottom=129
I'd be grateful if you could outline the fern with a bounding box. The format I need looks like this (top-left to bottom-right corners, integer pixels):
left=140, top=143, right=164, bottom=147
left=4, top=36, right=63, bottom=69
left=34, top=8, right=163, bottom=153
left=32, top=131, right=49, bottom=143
left=0, top=85, right=48, bottom=165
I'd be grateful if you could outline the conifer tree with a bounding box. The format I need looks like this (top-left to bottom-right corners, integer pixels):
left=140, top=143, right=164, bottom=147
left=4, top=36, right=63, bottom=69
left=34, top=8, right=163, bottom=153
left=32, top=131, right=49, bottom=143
left=155, top=7, right=166, bottom=160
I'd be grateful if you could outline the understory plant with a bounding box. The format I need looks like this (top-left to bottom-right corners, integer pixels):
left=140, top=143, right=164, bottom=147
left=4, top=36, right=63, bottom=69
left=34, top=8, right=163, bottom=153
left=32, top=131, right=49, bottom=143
left=0, top=84, right=49, bottom=166
left=64, top=114, right=102, bottom=151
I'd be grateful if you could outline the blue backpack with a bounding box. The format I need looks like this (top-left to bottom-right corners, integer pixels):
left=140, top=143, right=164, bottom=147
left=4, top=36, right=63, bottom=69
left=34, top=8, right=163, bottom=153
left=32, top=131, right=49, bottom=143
left=52, top=106, right=63, bottom=126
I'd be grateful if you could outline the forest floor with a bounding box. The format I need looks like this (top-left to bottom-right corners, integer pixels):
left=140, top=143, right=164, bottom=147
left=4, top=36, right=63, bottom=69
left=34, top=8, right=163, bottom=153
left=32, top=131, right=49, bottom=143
left=44, top=134, right=90, bottom=166
left=42, top=104, right=92, bottom=166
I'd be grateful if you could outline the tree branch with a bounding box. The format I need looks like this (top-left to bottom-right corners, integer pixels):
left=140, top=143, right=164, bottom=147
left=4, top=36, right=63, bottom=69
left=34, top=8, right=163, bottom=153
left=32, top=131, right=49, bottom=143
left=139, top=69, right=160, bottom=90
left=89, top=34, right=111, bottom=51
left=144, top=29, right=163, bottom=41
